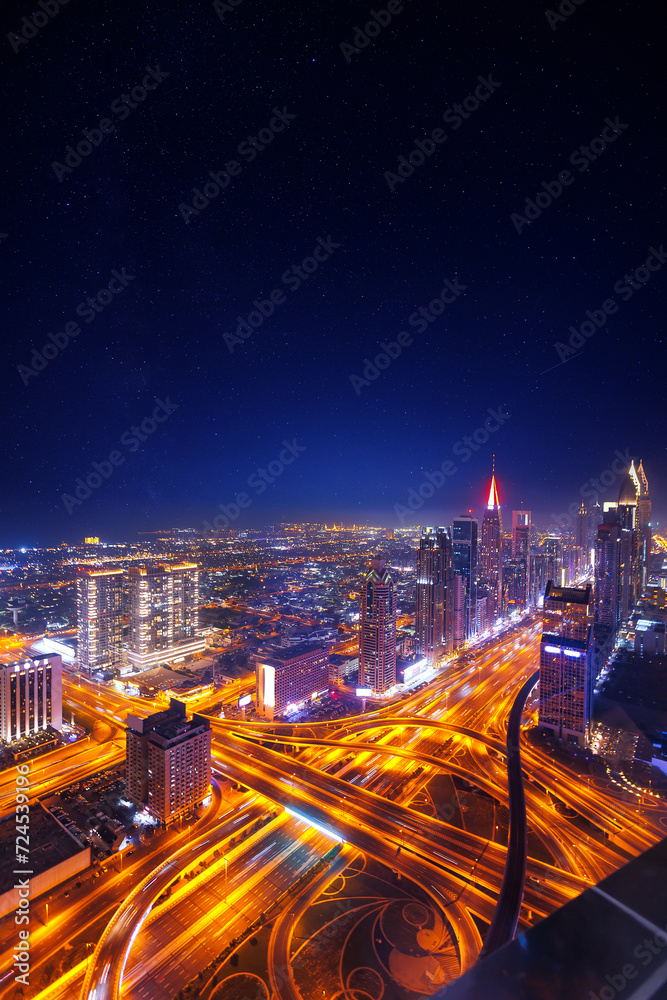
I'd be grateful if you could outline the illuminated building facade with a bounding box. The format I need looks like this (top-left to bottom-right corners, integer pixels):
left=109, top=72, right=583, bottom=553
left=479, top=469, right=503, bottom=621
left=539, top=581, right=593, bottom=745
left=452, top=574, right=467, bottom=647
left=0, top=655, right=63, bottom=743
left=575, top=502, right=601, bottom=577
left=531, top=536, right=562, bottom=605
left=636, top=460, right=652, bottom=589
left=415, top=526, right=454, bottom=663
left=595, top=518, right=623, bottom=629
left=503, top=558, right=527, bottom=613
left=475, top=594, right=489, bottom=633
left=127, top=563, right=204, bottom=669
left=255, top=643, right=329, bottom=720
left=511, top=508, right=531, bottom=606
left=615, top=471, right=641, bottom=618
left=511, top=509, right=531, bottom=560
left=452, top=515, right=478, bottom=640
left=126, top=699, right=211, bottom=825
left=359, top=559, right=397, bottom=694
left=328, top=652, right=359, bottom=685
left=76, top=568, right=124, bottom=672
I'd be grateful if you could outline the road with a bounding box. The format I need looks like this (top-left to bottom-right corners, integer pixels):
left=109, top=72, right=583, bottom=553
left=479, top=670, right=538, bottom=956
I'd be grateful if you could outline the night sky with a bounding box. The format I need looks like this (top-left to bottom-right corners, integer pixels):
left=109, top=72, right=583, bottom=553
left=0, top=0, right=664, bottom=546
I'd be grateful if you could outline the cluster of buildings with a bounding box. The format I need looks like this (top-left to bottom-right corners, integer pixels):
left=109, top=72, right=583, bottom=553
left=355, top=467, right=537, bottom=696
left=76, top=561, right=204, bottom=672
left=0, top=459, right=659, bottom=823
left=247, top=460, right=658, bottom=739
left=539, top=460, right=655, bottom=745
left=353, top=461, right=657, bottom=752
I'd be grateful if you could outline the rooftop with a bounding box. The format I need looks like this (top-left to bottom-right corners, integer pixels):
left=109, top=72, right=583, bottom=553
left=0, top=804, right=85, bottom=892
left=437, top=835, right=667, bottom=1000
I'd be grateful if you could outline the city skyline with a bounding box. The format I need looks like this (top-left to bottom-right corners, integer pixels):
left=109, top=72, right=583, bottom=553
left=1, top=453, right=662, bottom=548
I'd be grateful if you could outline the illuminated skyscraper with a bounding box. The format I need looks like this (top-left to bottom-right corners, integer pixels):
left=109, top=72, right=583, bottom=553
left=359, top=558, right=397, bottom=694
left=503, top=558, right=527, bottom=613
left=76, top=568, right=124, bottom=672
left=543, top=536, right=562, bottom=584
left=452, top=574, right=467, bottom=647
left=617, top=468, right=641, bottom=616
left=594, top=517, right=622, bottom=629
left=512, top=509, right=531, bottom=559
left=539, top=581, right=593, bottom=746
left=171, top=562, right=200, bottom=640
left=479, top=465, right=503, bottom=621
left=416, top=527, right=454, bottom=663
left=127, top=563, right=204, bottom=669
left=636, top=460, right=652, bottom=590
left=452, top=515, right=478, bottom=640
left=511, top=508, right=531, bottom=606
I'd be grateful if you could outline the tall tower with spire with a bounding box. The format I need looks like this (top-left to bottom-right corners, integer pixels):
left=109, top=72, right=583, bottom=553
left=479, top=458, right=503, bottom=623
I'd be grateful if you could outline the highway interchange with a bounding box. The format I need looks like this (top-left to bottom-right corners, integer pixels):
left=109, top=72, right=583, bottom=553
left=3, top=614, right=667, bottom=1000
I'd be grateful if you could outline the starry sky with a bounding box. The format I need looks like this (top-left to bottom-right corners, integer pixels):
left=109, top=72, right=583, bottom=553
left=0, top=0, right=664, bottom=546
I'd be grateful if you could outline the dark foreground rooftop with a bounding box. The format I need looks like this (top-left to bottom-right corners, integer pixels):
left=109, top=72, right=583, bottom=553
left=0, top=804, right=84, bottom=892
left=438, top=835, right=667, bottom=1000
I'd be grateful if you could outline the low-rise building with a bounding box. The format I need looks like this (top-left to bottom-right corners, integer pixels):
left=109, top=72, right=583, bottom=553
left=255, top=644, right=329, bottom=720
left=0, top=804, right=90, bottom=919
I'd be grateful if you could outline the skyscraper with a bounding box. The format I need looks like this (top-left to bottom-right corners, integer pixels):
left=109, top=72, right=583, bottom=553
left=359, top=558, right=397, bottom=694
left=574, top=501, right=589, bottom=579
left=415, top=527, right=454, bottom=663
left=617, top=468, right=640, bottom=617
left=452, top=574, right=467, bottom=648
left=452, top=515, right=478, bottom=640
left=511, top=509, right=531, bottom=560
left=76, top=568, right=124, bottom=673
left=531, top=534, right=566, bottom=607
left=127, top=563, right=204, bottom=670
left=479, top=466, right=503, bottom=621
left=126, top=699, right=211, bottom=825
left=503, top=558, right=527, bottom=614
left=511, top=508, right=531, bottom=606
left=636, top=460, right=652, bottom=590
left=594, top=517, right=622, bottom=630
left=171, top=563, right=200, bottom=640
left=539, top=581, right=594, bottom=746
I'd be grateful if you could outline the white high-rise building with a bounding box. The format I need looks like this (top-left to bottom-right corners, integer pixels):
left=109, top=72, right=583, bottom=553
left=127, top=563, right=204, bottom=669
left=76, top=568, right=124, bottom=672
left=0, top=655, right=63, bottom=742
